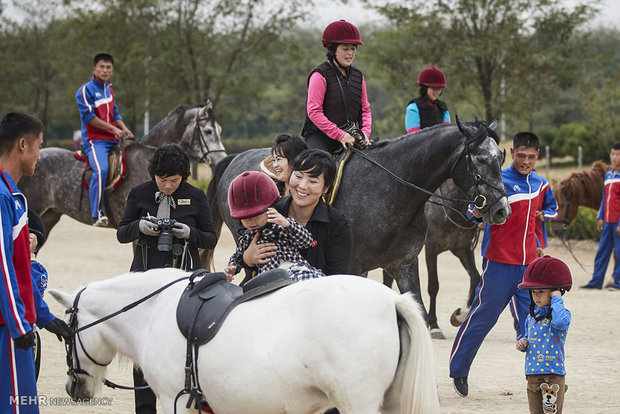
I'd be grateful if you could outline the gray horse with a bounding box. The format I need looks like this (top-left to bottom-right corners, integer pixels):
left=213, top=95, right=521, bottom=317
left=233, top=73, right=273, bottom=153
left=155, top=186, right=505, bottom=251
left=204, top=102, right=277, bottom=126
left=206, top=119, right=510, bottom=320
left=19, top=101, right=226, bottom=236
left=384, top=178, right=482, bottom=339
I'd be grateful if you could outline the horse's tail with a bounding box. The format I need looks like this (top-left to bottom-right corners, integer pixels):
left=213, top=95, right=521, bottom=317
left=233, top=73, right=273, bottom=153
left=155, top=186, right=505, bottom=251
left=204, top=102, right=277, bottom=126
left=201, top=154, right=236, bottom=271
left=385, top=292, right=440, bottom=414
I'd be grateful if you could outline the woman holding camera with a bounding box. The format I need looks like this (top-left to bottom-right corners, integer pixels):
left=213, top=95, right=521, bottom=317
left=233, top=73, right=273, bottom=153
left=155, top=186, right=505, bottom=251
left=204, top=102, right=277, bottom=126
left=117, top=143, right=217, bottom=272
left=116, top=143, right=217, bottom=414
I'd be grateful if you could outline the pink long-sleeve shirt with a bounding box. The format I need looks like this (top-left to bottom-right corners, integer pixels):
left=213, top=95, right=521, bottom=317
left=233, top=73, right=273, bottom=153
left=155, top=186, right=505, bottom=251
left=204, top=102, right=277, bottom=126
left=306, top=71, right=372, bottom=142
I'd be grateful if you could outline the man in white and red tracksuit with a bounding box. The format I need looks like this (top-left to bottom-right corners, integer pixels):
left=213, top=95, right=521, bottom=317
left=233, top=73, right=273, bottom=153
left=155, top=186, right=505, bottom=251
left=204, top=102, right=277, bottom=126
left=581, top=143, right=620, bottom=290
left=76, top=53, right=134, bottom=227
left=449, top=132, right=558, bottom=398
left=0, top=113, right=70, bottom=413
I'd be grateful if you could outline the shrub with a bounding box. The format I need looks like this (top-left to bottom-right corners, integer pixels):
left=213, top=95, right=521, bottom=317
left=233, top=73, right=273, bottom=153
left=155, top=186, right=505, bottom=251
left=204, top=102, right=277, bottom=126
left=564, top=206, right=600, bottom=241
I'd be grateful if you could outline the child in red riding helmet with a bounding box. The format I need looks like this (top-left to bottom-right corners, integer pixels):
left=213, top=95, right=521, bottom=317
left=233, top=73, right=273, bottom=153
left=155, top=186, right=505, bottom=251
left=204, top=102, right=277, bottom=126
left=516, top=255, right=572, bottom=414
left=225, top=171, right=325, bottom=282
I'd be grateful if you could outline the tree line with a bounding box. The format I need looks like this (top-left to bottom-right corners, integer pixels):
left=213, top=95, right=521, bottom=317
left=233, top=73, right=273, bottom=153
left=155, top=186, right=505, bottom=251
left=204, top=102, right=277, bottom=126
left=0, top=0, right=618, bottom=163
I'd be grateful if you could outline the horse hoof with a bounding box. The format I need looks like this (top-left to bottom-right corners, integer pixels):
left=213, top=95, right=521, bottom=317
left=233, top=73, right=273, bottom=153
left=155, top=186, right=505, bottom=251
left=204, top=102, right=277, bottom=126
left=450, top=308, right=468, bottom=327
left=430, top=328, right=446, bottom=340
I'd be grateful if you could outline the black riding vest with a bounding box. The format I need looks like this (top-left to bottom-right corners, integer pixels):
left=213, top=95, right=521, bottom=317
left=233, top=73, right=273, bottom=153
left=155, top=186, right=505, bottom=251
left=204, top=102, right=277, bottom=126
left=408, top=96, right=448, bottom=130
left=302, top=61, right=364, bottom=137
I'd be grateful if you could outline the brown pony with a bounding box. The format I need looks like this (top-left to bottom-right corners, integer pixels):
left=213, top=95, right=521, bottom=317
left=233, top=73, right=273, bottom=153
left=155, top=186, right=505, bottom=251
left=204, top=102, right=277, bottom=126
left=551, top=160, right=609, bottom=234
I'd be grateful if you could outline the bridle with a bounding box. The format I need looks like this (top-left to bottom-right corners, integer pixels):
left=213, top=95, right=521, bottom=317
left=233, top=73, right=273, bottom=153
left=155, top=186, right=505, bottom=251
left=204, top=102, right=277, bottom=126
left=188, top=109, right=226, bottom=165
left=350, top=130, right=506, bottom=221
left=64, top=277, right=189, bottom=394
left=548, top=189, right=592, bottom=273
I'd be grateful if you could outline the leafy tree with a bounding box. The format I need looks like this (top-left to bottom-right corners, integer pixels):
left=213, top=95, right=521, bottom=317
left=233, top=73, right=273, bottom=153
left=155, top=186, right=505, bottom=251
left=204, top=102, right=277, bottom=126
left=364, top=0, right=598, bottom=130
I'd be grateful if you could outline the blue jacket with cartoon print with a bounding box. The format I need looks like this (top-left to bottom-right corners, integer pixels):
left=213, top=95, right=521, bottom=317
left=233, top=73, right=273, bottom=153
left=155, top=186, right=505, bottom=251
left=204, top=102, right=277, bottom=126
left=521, top=295, right=571, bottom=376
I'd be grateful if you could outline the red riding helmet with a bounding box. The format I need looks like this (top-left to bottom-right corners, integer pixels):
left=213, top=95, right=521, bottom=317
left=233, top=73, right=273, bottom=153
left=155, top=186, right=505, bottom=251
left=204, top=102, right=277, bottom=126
left=322, top=20, right=363, bottom=47
left=228, top=171, right=279, bottom=220
left=518, top=256, right=573, bottom=292
left=417, top=66, right=447, bottom=88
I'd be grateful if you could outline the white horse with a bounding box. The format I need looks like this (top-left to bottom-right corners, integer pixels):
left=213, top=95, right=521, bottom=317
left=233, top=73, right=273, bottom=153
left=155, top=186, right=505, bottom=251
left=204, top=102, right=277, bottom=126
left=49, top=269, right=440, bottom=414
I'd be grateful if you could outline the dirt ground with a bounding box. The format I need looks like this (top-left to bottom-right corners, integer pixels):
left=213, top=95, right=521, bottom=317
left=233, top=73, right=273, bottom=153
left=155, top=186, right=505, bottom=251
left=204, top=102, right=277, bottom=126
left=34, top=216, right=620, bottom=413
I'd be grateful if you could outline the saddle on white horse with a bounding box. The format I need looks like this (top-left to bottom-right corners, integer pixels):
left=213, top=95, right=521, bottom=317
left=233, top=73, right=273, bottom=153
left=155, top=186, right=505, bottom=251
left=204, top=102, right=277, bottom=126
left=175, top=268, right=293, bottom=411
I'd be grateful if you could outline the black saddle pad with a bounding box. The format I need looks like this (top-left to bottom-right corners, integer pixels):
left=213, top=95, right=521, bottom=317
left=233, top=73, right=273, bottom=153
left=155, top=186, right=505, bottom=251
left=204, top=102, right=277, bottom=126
left=176, top=269, right=293, bottom=345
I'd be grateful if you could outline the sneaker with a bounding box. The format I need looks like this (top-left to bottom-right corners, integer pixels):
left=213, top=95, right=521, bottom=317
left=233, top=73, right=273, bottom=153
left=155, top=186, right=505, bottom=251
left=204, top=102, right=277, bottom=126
left=93, top=215, right=109, bottom=227
left=453, top=376, right=468, bottom=397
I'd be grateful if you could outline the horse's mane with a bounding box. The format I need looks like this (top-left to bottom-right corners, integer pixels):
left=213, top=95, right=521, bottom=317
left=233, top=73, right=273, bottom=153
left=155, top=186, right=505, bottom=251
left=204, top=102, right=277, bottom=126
left=369, top=123, right=451, bottom=150
left=560, top=160, right=608, bottom=208
left=368, top=120, right=495, bottom=151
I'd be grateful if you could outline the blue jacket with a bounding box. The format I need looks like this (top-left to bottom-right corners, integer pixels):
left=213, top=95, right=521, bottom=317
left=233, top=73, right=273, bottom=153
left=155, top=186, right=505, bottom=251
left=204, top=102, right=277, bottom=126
left=30, top=258, right=55, bottom=328
left=597, top=168, right=620, bottom=223
left=76, top=77, right=122, bottom=144
left=479, top=166, right=557, bottom=265
left=521, top=295, right=571, bottom=376
left=0, top=169, right=35, bottom=338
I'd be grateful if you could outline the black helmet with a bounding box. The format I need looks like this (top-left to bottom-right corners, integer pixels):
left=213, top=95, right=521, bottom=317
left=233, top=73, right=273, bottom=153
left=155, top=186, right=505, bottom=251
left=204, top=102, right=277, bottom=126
left=28, top=210, right=46, bottom=252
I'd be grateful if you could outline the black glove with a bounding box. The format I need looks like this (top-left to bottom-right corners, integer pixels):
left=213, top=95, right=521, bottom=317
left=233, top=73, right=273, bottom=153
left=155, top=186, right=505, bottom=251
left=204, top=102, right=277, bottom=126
left=44, top=318, right=72, bottom=341
left=14, top=330, right=36, bottom=350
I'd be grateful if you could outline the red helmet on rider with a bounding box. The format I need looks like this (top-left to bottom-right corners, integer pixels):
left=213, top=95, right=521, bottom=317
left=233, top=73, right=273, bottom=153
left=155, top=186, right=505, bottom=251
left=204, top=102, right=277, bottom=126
left=417, top=67, right=447, bottom=88
left=518, top=255, right=573, bottom=292
left=322, top=20, right=363, bottom=47
left=228, top=171, right=279, bottom=220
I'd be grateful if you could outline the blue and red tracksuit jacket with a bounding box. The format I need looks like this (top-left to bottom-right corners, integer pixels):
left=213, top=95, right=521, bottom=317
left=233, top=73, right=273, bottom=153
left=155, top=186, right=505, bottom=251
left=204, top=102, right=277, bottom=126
left=597, top=168, right=620, bottom=224
left=479, top=166, right=557, bottom=266
left=0, top=169, right=36, bottom=339
left=76, top=76, right=122, bottom=143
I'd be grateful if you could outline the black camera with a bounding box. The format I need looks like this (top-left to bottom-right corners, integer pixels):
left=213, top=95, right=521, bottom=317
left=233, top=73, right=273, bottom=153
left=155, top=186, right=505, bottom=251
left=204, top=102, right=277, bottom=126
left=142, top=217, right=177, bottom=252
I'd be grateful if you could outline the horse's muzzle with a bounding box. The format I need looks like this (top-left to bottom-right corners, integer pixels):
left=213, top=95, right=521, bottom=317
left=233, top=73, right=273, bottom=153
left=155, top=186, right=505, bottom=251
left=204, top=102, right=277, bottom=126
left=66, top=375, right=92, bottom=402
left=487, top=197, right=511, bottom=225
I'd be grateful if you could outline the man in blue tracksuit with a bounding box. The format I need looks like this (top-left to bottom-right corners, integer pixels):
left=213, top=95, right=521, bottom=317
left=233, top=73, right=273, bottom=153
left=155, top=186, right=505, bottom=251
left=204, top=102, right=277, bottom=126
left=449, top=132, right=558, bottom=398
left=581, top=143, right=620, bottom=290
left=0, top=113, right=70, bottom=413
left=76, top=53, right=134, bottom=227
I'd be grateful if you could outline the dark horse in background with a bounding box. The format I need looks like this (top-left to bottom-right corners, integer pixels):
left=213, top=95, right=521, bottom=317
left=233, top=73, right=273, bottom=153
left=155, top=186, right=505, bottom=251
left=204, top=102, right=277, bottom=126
left=550, top=160, right=608, bottom=235
left=384, top=179, right=482, bottom=339
left=19, top=101, right=226, bottom=237
left=206, top=119, right=510, bottom=324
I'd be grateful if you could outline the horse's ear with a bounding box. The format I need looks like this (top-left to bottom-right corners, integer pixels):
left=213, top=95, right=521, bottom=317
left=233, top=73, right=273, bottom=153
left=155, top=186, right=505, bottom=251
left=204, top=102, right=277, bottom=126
left=455, top=115, right=472, bottom=139
left=199, top=98, right=213, bottom=118
left=488, top=118, right=498, bottom=131
left=48, top=289, right=74, bottom=308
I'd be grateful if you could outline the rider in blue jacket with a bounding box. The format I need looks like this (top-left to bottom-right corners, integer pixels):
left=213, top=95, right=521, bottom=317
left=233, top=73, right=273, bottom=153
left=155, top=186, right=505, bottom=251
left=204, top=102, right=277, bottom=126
left=76, top=53, right=134, bottom=227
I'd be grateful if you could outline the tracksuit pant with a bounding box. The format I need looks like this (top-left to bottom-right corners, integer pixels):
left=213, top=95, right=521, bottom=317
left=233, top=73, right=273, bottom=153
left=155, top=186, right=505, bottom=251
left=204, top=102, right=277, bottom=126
left=82, top=139, right=118, bottom=220
left=449, top=258, right=530, bottom=379
left=0, top=326, right=39, bottom=413
left=584, top=222, right=620, bottom=288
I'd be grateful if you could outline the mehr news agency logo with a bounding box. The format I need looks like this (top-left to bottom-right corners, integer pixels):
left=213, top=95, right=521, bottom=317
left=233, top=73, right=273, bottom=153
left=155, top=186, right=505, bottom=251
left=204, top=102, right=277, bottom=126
left=9, top=395, right=113, bottom=406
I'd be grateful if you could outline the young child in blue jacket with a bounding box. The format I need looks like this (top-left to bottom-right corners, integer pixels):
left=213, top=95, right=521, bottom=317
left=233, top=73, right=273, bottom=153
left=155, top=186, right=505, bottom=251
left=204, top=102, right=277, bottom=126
left=516, top=255, right=572, bottom=414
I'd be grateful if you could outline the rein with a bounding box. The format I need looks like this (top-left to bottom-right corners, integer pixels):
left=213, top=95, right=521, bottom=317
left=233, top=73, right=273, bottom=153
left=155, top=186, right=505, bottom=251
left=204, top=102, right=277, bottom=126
left=550, top=191, right=592, bottom=273
left=349, top=133, right=504, bottom=222
left=65, top=276, right=189, bottom=392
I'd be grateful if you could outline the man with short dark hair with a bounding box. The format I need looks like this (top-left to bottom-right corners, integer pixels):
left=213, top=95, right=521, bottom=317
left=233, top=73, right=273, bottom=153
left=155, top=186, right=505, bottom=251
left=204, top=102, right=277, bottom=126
left=0, top=112, right=70, bottom=413
left=76, top=53, right=134, bottom=227
left=449, top=132, right=558, bottom=398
